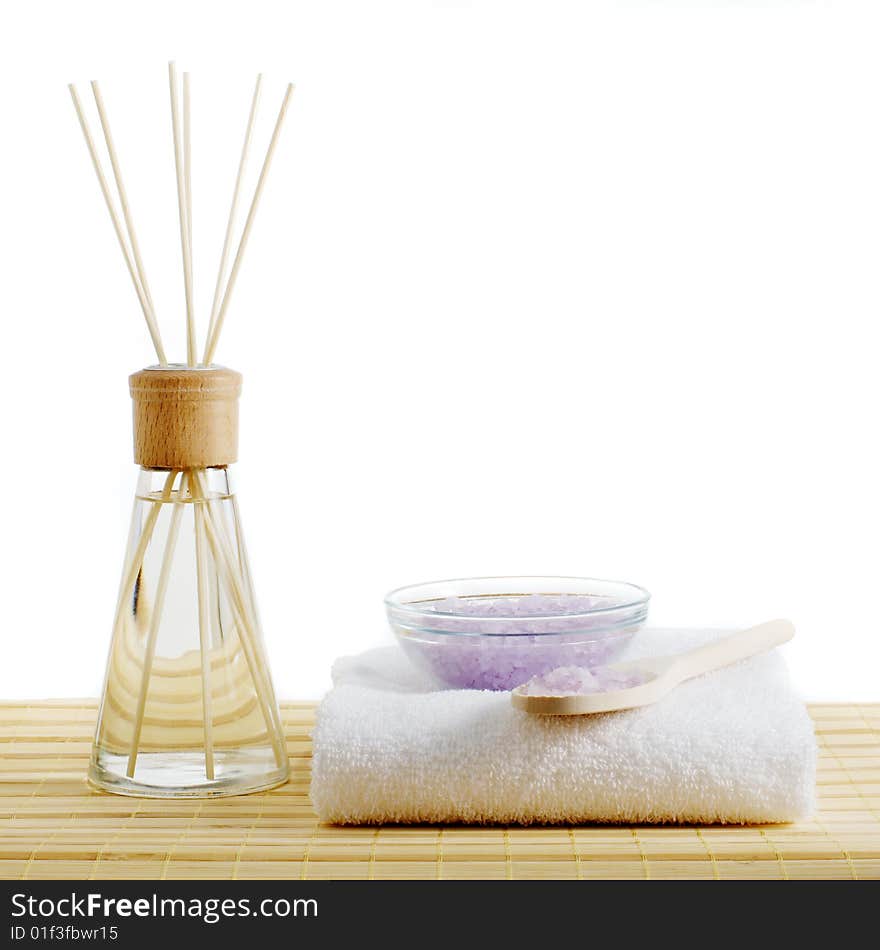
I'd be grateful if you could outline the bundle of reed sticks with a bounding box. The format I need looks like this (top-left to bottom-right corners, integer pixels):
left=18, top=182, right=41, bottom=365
left=69, top=64, right=292, bottom=369
left=69, top=65, right=294, bottom=788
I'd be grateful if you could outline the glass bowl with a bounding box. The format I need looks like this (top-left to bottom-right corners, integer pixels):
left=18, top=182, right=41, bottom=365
left=385, top=576, right=650, bottom=690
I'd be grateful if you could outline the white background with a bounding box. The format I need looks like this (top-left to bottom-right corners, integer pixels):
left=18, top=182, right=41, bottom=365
left=1, top=0, right=878, bottom=701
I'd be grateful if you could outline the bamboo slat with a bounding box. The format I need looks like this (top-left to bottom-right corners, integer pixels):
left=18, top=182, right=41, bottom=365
left=0, top=701, right=877, bottom=880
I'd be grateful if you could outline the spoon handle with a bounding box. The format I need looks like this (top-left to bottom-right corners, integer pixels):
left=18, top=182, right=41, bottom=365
left=670, top=619, right=795, bottom=683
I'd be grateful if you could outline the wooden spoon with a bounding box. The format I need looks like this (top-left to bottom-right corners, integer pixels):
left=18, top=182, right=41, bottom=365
left=511, top=619, right=795, bottom=716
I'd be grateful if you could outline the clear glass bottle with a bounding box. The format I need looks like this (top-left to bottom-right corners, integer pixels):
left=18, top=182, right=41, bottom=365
left=89, top=367, right=289, bottom=797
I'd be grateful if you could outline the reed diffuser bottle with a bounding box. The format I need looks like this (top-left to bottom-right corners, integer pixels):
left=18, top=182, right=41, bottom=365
left=89, top=367, right=289, bottom=797
left=69, top=64, right=294, bottom=796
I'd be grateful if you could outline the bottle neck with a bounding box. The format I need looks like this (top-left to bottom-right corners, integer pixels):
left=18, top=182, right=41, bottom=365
left=135, top=467, right=235, bottom=502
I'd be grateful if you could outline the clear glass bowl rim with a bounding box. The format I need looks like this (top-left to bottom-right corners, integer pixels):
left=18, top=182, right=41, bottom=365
left=385, top=575, right=650, bottom=634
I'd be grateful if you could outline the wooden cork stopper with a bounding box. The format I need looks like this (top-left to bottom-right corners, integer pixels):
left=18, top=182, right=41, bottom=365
left=130, top=366, right=242, bottom=469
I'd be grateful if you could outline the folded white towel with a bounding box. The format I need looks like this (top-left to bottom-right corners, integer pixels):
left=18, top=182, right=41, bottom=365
left=311, top=628, right=817, bottom=825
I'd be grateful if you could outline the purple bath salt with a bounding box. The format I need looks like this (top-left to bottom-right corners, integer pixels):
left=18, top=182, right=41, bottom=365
left=393, top=593, right=643, bottom=691
left=421, top=594, right=609, bottom=635
left=518, top=664, right=648, bottom=697
left=398, top=632, right=629, bottom=691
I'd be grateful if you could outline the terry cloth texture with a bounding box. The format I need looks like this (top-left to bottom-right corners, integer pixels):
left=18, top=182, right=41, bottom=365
left=311, top=629, right=817, bottom=825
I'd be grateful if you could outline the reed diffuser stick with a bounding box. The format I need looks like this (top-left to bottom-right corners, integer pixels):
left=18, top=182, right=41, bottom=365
left=184, top=73, right=193, bottom=253
left=193, top=484, right=216, bottom=780
left=109, top=470, right=178, bottom=652
left=126, top=476, right=186, bottom=777
left=168, top=62, right=196, bottom=365
left=90, top=81, right=164, bottom=363
left=203, top=74, right=262, bottom=362
left=204, top=83, right=294, bottom=363
left=192, top=472, right=285, bottom=751
left=191, top=472, right=286, bottom=767
left=68, top=85, right=167, bottom=364
left=183, top=72, right=195, bottom=362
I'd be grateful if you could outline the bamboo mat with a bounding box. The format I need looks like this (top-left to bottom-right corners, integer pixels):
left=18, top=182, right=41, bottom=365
left=0, top=701, right=878, bottom=880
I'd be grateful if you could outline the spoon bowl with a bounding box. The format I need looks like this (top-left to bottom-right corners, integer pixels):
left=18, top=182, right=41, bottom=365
left=511, top=619, right=795, bottom=716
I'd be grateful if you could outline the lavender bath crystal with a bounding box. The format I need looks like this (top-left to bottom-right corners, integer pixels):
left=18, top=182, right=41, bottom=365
left=518, top=664, right=648, bottom=696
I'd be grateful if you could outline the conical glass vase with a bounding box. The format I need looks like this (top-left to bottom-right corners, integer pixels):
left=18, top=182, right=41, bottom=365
left=89, top=466, right=289, bottom=798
